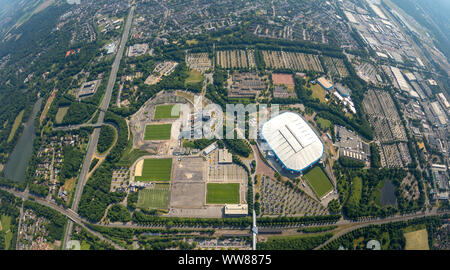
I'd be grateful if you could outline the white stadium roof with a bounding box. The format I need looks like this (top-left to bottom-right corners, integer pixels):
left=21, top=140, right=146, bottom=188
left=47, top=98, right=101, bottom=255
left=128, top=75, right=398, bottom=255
left=261, top=112, right=324, bottom=172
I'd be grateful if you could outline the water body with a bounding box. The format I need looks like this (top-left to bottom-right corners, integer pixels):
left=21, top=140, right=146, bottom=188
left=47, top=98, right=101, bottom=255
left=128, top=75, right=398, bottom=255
left=3, top=98, right=42, bottom=183
left=380, top=180, right=397, bottom=206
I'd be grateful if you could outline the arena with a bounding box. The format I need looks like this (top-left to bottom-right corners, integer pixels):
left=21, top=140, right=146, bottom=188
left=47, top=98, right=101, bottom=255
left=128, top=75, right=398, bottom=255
left=260, top=111, right=324, bottom=172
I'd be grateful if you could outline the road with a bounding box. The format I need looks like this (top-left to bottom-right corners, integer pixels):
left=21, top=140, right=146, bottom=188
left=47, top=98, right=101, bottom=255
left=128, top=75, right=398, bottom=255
left=1, top=187, right=124, bottom=250
left=2, top=186, right=448, bottom=250
left=63, top=4, right=135, bottom=249
left=314, top=209, right=448, bottom=250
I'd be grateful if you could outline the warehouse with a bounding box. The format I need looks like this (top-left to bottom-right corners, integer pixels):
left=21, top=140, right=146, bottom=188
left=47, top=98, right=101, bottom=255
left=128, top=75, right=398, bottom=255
left=261, top=112, right=324, bottom=172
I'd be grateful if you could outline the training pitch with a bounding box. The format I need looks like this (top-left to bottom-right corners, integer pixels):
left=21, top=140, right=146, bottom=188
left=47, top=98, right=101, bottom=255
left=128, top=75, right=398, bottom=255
left=154, top=104, right=180, bottom=120
left=144, top=124, right=172, bottom=140
left=137, top=184, right=169, bottom=209
left=135, top=158, right=172, bottom=182
left=206, top=183, right=240, bottom=204
left=304, top=167, right=333, bottom=199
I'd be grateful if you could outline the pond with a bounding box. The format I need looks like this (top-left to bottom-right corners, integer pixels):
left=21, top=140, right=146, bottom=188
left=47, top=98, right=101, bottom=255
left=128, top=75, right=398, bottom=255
left=380, top=180, right=397, bottom=206
left=2, top=98, right=42, bottom=183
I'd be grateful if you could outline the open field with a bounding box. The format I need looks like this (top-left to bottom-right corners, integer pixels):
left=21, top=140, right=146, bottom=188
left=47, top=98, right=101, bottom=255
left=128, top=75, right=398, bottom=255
left=206, top=183, right=240, bottom=204
left=404, top=229, right=429, bottom=250
left=185, top=69, right=204, bottom=85
left=135, top=158, right=172, bottom=182
left=40, top=89, right=57, bottom=125
left=316, top=117, right=332, bottom=131
left=144, top=124, right=172, bottom=140
left=81, top=241, right=91, bottom=250
left=310, top=83, right=327, bottom=103
left=7, top=110, right=24, bottom=143
left=154, top=105, right=180, bottom=120
left=55, top=106, right=69, bottom=124
left=304, top=167, right=333, bottom=199
left=1, top=215, right=12, bottom=250
left=137, top=184, right=169, bottom=209
left=348, top=177, right=362, bottom=205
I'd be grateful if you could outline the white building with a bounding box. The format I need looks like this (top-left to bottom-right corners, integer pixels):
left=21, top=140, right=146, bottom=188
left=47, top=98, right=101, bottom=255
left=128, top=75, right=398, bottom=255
left=261, top=112, right=324, bottom=172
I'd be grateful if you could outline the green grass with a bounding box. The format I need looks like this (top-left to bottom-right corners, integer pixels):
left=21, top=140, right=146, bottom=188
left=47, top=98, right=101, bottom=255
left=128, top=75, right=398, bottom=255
left=80, top=241, right=91, bottom=250
left=347, top=177, right=362, bottom=205
left=55, top=106, right=69, bottom=124
left=309, top=84, right=327, bottom=103
left=185, top=70, right=204, bottom=85
left=316, top=117, right=332, bottom=131
left=144, top=124, right=172, bottom=140
left=137, top=184, right=169, bottom=209
left=135, top=158, right=172, bottom=182
left=7, top=110, right=24, bottom=143
left=154, top=104, right=180, bottom=120
left=206, top=183, right=240, bottom=204
left=304, top=167, right=333, bottom=199
left=1, top=215, right=12, bottom=250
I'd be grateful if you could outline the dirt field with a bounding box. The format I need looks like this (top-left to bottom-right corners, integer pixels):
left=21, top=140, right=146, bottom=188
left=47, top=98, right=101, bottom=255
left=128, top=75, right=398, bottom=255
left=404, top=229, right=429, bottom=250
left=134, top=159, right=144, bottom=177
left=272, top=73, right=295, bottom=89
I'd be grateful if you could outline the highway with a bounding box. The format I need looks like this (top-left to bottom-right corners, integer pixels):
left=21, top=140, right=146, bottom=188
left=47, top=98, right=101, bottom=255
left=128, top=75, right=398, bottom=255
left=2, top=185, right=448, bottom=250
left=1, top=187, right=124, bottom=250
left=63, top=4, right=135, bottom=249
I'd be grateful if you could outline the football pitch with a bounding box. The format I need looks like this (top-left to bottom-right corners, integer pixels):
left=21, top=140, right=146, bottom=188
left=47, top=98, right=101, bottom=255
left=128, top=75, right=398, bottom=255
left=135, top=158, right=172, bottom=182
left=154, top=104, right=180, bottom=120
left=206, top=183, right=240, bottom=204
left=137, top=184, right=169, bottom=209
left=144, top=124, right=172, bottom=140
left=304, top=167, right=333, bottom=199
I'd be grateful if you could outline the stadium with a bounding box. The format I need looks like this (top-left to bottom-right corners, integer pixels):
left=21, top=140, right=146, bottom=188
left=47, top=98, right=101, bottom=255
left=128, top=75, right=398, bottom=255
left=260, top=111, right=324, bottom=173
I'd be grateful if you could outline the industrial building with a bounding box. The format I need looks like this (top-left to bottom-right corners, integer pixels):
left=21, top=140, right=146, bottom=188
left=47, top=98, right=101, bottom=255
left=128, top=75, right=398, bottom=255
left=260, top=111, right=324, bottom=172
left=77, top=80, right=101, bottom=99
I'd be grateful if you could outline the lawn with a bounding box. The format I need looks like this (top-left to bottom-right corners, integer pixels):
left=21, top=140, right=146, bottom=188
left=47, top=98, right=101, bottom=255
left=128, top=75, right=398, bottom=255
left=137, top=184, right=169, bottom=209
left=1, top=215, right=13, bottom=250
left=154, top=104, right=180, bottom=120
left=309, top=84, right=328, bottom=103
left=135, top=158, right=172, bottom=182
left=347, top=177, right=362, bottom=205
left=316, top=117, right=332, bottom=131
left=144, top=124, right=172, bottom=140
left=7, top=110, right=24, bottom=143
left=206, top=183, right=240, bottom=204
left=55, top=106, right=69, bottom=124
left=185, top=69, right=204, bottom=85
left=304, top=167, right=333, bottom=199
left=404, top=229, right=429, bottom=250
left=80, top=241, right=91, bottom=250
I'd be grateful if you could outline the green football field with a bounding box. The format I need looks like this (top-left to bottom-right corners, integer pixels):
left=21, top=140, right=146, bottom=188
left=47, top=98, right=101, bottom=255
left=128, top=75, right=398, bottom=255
left=144, top=124, right=172, bottom=140
left=137, top=184, right=169, bottom=209
left=135, top=158, right=172, bottom=182
left=304, top=167, right=333, bottom=199
left=206, top=183, right=240, bottom=204
left=154, top=104, right=180, bottom=120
